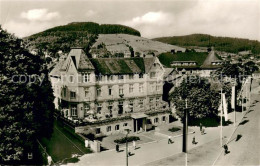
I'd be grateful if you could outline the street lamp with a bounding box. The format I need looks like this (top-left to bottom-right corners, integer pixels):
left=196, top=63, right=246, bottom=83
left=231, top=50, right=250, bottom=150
left=125, top=129, right=131, bottom=166
left=182, top=98, right=188, bottom=153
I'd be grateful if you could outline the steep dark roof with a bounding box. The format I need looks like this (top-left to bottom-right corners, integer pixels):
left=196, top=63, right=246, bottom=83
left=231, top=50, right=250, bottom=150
left=159, top=51, right=222, bottom=69
left=201, top=50, right=222, bottom=69
left=90, top=58, right=154, bottom=75
left=50, top=48, right=156, bottom=76
left=61, top=48, right=95, bottom=71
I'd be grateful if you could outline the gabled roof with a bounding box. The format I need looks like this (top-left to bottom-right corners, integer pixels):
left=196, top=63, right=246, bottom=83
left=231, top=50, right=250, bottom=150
left=49, top=56, right=66, bottom=76
left=159, top=51, right=222, bottom=70
left=61, top=48, right=94, bottom=71
left=143, top=57, right=156, bottom=73
left=201, top=50, right=222, bottom=68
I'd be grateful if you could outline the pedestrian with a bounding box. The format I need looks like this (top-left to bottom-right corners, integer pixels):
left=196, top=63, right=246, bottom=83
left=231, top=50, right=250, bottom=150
left=116, top=143, right=119, bottom=152
left=224, top=144, right=229, bottom=155
left=200, top=123, right=202, bottom=131
left=133, top=140, right=136, bottom=150
left=192, top=136, right=196, bottom=144
left=168, top=136, right=173, bottom=144
left=128, top=147, right=131, bottom=156
left=201, top=128, right=205, bottom=135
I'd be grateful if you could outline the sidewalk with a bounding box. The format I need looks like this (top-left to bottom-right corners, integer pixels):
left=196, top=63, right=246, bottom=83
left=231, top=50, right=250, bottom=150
left=65, top=120, right=236, bottom=166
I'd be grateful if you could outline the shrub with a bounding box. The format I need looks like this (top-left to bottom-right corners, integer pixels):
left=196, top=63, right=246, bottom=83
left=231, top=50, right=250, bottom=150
left=114, top=136, right=140, bottom=144
left=168, top=127, right=181, bottom=132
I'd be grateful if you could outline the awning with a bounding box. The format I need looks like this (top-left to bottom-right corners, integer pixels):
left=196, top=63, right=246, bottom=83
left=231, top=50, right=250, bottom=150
left=131, top=113, right=148, bottom=119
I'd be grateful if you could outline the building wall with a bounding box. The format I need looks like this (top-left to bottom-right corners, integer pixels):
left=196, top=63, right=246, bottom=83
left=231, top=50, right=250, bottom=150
left=75, top=114, right=170, bottom=136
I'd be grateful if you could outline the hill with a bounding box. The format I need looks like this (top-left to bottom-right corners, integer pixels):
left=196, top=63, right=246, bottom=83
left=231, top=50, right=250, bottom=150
left=90, top=34, right=186, bottom=58
left=24, top=22, right=141, bottom=57
left=153, top=34, right=260, bottom=54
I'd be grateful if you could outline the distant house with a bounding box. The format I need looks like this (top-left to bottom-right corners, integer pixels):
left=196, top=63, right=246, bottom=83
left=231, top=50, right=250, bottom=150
left=167, top=50, right=223, bottom=77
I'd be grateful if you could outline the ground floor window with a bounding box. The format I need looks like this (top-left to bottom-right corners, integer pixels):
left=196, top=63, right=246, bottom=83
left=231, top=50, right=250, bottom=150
left=96, top=128, right=101, bottom=134
left=115, top=124, right=120, bottom=131
left=154, top=117, right=159, bottom=123
left=123, top=123, right=128, bottom=127
left=162, top=116, right=166, bottom=122
left=71, top=105, right=77, bottom=116
left=107, top=126, right=111, bottom=132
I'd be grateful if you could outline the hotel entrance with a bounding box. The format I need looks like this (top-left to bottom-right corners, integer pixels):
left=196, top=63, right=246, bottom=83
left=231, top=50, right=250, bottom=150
left=131, top=113, right=148, bottom=133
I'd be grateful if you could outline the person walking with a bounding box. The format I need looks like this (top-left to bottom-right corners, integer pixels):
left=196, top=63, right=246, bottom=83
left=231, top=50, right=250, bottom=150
left=200, top=123, right=202, bottom=131
left=192, top=136, right=196, bottom=144
left=224, top=144, right=229, bottom=155
left=133, top=140, right=136, bottom=150
left=128, top=147, right=131, bottom=156
left=116, top=143, right=119, bottom=152
left=168, top=136, right=173, bottom=144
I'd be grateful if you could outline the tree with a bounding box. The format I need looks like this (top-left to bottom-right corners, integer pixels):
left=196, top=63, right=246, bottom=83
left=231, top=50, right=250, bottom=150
left=0, top=26, right=55, bottom=164
left=242, top=61, right=259, bottom=75
left=169, top=76, right=220, bottom=120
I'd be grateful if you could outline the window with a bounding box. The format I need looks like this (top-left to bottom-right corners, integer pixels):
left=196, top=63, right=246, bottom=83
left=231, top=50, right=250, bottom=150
left=84, top=103, right=90, bottom=115
left=63, top=88, right=66, bottom=97
left=96, top=128, right=101, bottom=134
left=118, top=101, right=123, bottom=114
left=150, top=72, right=156, bottom=78
left=129, top=84, right=133, bottom=93
left=118, top=75, right=124, bottom=80
left=69, top=75, right=74, bottom=83
left=129, top=100, right=134, bottom=112
left=83, top=73, right=90, bottom=83
left=108, top=75, right=113, bottom=81
left=115, top=125, right=120, bottom=131
left=97, top=103, right=102, bottom=114
left=156, top=97, right=160, bottom=102
left=154, top=117, right=159, bottom=123
left=108, top=86, right=112, bottom=96
left=139, top=83, right=144, bottom=93
left=162, top=116, right=166, bottom=122
left=28, top=153, right=33, bottom=160
left=139, top=99, right=144, bottom=108
left=139, top=73, right=143, bottom=78
left=71, top=105, right=77, bottom=116
left=70, top=91, right=76, bottom=99
left=107, top=126, right=111, bottom=132
left=156, top=83, right=160, bottom=91
left=84, top=88, right=89, bottom=97
left=96, top=75, right=103, bottom=82
left=123, top=123, right=128, bottom=127
left=150, top=82, right=155, bottom=91
left=108, top=102, right=113, bottom=114
left=129, top=74, right=134, bottom=80
left=97, top=87, right=101, bottom=97
left=119, top=85, right=124, bottom=95
left=149, top=97, right=153, bottom=103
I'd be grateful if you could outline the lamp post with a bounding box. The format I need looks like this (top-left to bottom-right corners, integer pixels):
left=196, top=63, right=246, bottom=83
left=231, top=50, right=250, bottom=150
left=125, top=129, right=131, bottom=166
left=182, top=98, right=188, bottom=153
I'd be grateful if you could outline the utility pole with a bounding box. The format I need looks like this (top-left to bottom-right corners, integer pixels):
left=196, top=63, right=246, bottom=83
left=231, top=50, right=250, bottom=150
left=220, top=88, right=223, bottom=147
left=182, top=99, right=188, bottom=153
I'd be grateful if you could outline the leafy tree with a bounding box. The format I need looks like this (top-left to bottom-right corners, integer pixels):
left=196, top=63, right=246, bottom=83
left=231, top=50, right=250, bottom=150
left=0, top=26, right=54, bottom=164
left=169, top=76, right=220, bottom=119
left=242, top=61, right=259, bottom=75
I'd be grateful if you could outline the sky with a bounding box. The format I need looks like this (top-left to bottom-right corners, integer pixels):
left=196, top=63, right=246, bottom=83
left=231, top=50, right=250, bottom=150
left=0, top=0, right=259, bottom=41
